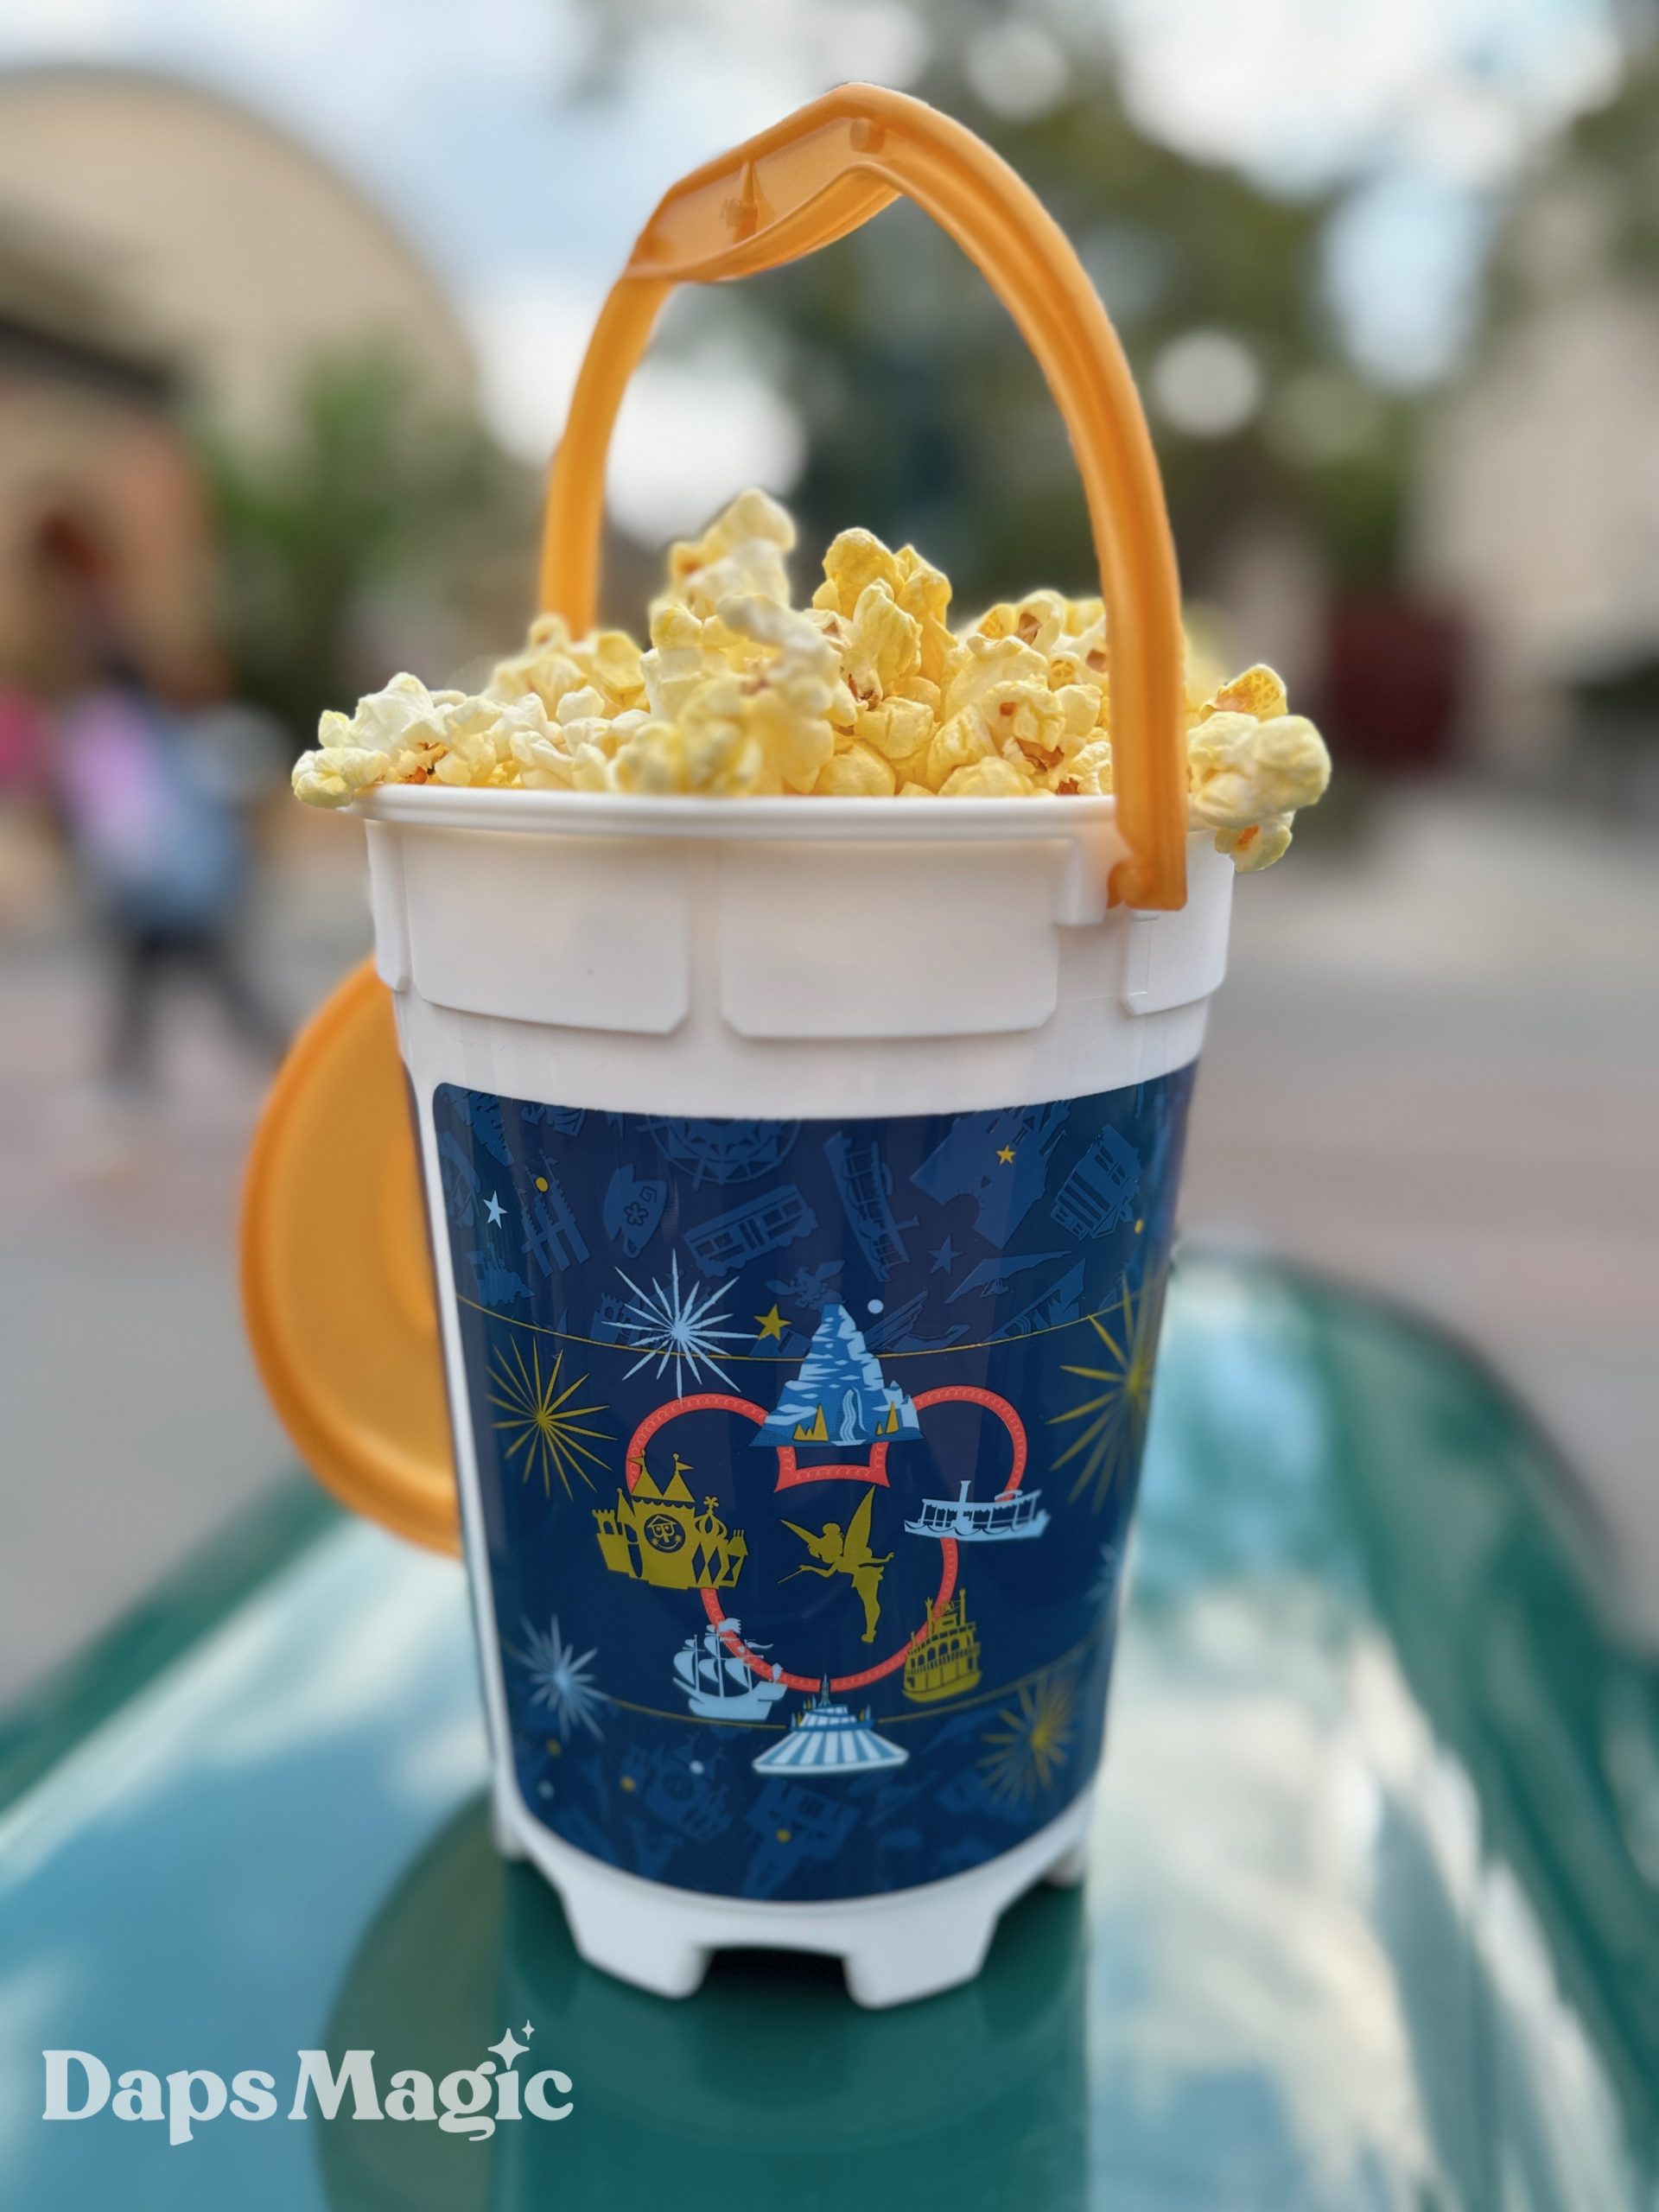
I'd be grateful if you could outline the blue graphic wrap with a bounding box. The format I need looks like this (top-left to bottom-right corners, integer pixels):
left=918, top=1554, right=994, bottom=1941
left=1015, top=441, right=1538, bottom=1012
left=433, top=1067, right=1195, bottom=1903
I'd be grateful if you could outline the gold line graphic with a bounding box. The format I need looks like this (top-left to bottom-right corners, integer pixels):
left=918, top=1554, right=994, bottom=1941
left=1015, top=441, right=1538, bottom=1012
left=457, top=1290, right=1147, bottom=1362
left=528, top=1618, right=1110, bottom=1732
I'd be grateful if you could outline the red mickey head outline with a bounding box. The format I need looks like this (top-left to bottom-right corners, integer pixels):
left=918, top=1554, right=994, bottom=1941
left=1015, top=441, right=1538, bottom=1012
left=623, top=1385, right=1027, bottom=1694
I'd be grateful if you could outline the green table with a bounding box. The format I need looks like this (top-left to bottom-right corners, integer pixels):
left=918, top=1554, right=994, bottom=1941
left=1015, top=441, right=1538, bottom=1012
left=2, top=1257, right=1656, bottom=2209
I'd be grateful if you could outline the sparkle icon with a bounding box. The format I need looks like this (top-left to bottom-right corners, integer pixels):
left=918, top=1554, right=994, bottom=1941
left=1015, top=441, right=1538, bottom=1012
left=488, top=2028, right=530, bottom=2068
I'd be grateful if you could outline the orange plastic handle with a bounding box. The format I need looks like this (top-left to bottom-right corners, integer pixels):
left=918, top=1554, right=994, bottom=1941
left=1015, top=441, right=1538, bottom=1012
left=542, top=83, right=1187, bottom=909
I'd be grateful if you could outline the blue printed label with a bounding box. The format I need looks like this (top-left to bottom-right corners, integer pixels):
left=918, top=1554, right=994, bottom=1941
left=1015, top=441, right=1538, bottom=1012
left=432, top=1069, right=1194, bottom=1902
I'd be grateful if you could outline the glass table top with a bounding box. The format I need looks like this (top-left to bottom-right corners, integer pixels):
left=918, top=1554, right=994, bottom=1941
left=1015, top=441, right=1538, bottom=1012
left=0, top=1255, right=1655, bottom=2209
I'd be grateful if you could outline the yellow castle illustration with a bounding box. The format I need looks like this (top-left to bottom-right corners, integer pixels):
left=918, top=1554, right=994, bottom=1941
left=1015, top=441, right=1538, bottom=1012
left=594, top=1455, right=747, bottom=1590
left=903, top=1586, right=982, bottom=1702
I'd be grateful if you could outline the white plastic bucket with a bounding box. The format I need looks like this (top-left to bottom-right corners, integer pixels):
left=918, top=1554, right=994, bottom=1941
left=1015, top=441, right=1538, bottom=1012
left=357, top=785, right=1231, bottom=2005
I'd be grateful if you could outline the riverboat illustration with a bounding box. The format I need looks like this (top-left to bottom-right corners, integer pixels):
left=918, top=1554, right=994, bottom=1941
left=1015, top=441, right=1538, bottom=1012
left=905, top=1479, right=1050, bottom=1542
left=902, top=1586, right=982, bottom=1701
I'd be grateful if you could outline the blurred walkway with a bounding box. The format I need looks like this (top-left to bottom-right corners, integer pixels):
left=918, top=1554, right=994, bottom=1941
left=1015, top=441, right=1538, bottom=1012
left=1185, top=787, right=1659, bottom=1637
left=0, top=787, right=1654, bottom=1700
left=0, top=817, right=371, bottom=1700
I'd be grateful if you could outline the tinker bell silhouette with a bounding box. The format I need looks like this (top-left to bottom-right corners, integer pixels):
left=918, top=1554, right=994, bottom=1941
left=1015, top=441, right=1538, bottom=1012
left=782, top=1488, right=891, bottom=1643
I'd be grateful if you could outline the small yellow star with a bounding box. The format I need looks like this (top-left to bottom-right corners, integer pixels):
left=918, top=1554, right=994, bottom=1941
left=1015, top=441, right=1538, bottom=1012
left=996, top=1146, right=1016, bottom=1165
left=754, top=1303, right=786, bottom=1342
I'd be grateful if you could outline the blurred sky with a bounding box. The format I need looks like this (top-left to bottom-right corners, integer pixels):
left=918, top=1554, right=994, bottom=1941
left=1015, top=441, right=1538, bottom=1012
left=0, top=0, right=1630, bottom=535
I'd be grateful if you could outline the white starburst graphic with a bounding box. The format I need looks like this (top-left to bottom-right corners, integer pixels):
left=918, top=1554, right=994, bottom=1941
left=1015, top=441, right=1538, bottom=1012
left=518, top=1617, right=607, bottom=1740
left=1089, top=1542, right=1121, bottom=1609
left=615, top=1252, right=749, bottom=1395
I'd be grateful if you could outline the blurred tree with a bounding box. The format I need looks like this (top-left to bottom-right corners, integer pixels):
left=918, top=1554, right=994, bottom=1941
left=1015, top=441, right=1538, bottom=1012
left=569, top=1, right=1419, bottom=608
left=198, top=349, right=537, bottom=746
left=1491, top=29, right=1659, bottom=308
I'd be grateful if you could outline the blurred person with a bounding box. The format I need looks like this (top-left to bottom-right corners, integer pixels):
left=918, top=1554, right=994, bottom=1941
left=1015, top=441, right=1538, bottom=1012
left=35, top=505, right=289, bottom=1101
left=52, top=658, right=289, bottom=1096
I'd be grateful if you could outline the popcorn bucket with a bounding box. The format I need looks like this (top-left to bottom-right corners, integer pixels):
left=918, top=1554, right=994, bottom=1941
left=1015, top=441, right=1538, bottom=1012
left=241, top=85, right=1229, bottom=2007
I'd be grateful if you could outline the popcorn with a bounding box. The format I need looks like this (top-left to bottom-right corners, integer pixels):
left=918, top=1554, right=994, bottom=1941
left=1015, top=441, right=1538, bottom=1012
left=941, top=634, right=1048, bottom=720
left=292, top=488, right=1330, bottom=870
left=976, top=679, right=1067, bottom=773
left=814, top=743, right=897, bottom=797
left=974, top=589, right=1067, bottom=658
left=925, top=711, right=994, bottom=789
left=1186, top=711, right=1331, bottom=830
left=812, top=527, right=903, bottom=620
left=1057, top=739, right=1113, bottom=797
left=665, top=486, right=795, bottom=618
left=1046, top=621, right=1109, bottom=696
left=487, top=616, right=589, bottom=717
left=1215, top=815, right=1294, bottom=871
left=939, top=755, right=1035, bottom=798
left=855, top=696, right=933, bottom=764
left=1203, top=662, right=1287, bottom=723
left=844, top=581, right=922, bottom=699
left=290, top=744, right=391, bottom=808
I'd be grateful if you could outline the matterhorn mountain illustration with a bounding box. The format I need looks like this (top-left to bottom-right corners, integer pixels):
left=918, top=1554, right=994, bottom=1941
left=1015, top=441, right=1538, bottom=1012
left=753, top=1302, right=920, bottom=1448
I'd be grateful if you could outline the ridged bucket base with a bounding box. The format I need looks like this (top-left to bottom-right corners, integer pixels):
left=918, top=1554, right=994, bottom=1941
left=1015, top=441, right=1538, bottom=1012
left=493, top=1787, right=1095, bottom=2009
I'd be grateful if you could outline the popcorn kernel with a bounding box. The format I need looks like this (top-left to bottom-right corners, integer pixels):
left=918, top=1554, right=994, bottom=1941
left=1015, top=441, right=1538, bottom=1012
left=294, top=487, right=1328, bottom=870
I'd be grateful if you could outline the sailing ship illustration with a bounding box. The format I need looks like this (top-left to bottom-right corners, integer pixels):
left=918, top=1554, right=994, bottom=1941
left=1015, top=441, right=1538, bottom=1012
left=905, top=1479, right=1050, bottom=1541
left=903, top=1586, right=982, bottom=1702
left=750, top=1681, right=908, bottom=1775
left=672, top=1619, right=788, bottom=1720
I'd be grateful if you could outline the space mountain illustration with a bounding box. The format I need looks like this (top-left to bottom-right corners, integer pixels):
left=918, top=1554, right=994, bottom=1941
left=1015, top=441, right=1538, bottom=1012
left=751, top=1681, right=909, bottom=1776
left=752, top=1302, right=921, bottom=1448
left=672, top=1619, right=787, bottom=1720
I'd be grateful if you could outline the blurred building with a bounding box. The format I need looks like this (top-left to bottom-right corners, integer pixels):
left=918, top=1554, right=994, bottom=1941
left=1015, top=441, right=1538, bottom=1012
left=0, top=218, right=212, bottom=720
left=1415, top=120, right=1659, bottom=791
left=0, top=63, right=476, bottom=740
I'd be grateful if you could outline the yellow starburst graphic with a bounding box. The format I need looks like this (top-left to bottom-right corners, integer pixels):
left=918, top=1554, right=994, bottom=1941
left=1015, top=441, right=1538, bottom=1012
left=488, top=1339, right=609, bottom=1497
left=979, top=1669, right=1077, bottom=1807
left=1048, top=1264, right=1168, bottom=1511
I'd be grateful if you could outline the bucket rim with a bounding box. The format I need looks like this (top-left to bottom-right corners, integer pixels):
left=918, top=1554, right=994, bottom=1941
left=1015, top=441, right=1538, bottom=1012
left=353, top=783, right=1136, bottom=846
